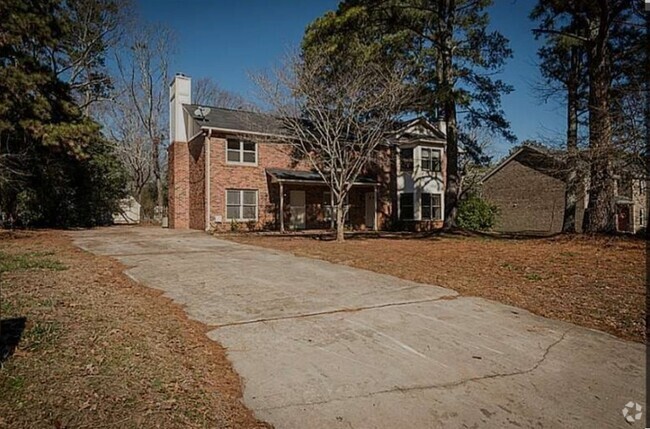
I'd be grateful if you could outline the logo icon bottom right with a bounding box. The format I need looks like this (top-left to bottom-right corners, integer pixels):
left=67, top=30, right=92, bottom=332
left=622, top=401, right=643, bottom=423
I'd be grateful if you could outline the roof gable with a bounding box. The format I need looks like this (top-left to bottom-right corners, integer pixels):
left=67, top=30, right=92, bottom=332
left=481, top=145, right=566, bottom=183
left=392, top=117, right=446, bottom=142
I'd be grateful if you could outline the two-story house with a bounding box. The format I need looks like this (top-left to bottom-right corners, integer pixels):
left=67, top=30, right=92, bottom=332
left=167, top=74, right=447, bottom=232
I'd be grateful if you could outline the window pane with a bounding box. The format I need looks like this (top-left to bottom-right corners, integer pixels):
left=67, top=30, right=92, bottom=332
left=323, top=192, right=331, bottom=204
left=243, top=142, right=255, bottom=151
left=226, top=190, right=240, bottom=205
left=227, top=206, right=240, bottom=219
left=227, top=150, right=240, bottom=162
left=243, top=151, right=256, bottom=163
left=421, top=193, right=431, bottom=219
left=401, top=148, right=413, bottom=172
left=227, top=140, right=240, bottom=150
left=242, top=206, right=256, bottom=219
left=421, top=149, right=430, bottom=159
left=243, top=190, right=257, bottom=205
left=400, top=193, right=413, bottom=205
left=400, top=193, right=414, bottom=220
left=432, top=150, right=441, bottom=172
left=432, top=194, right=442, bottom=220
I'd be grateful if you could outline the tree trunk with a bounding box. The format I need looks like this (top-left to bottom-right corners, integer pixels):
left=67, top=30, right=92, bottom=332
left=335, top=200, right=345, bottom=242
left=562, top=45, right=580, bottom=233
left=584, top=3, right=615, bottom=233
left=441, top=0, right=459, bottom=230
left=153, top=136, right=163, bottom=208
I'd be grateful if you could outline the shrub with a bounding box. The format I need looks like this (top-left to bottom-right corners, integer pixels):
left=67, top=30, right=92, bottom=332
left=456, top=194, right=498, bottom=231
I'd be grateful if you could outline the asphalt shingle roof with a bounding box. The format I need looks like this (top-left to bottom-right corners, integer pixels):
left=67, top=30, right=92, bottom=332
left=185, top=104, right=285, bottom=135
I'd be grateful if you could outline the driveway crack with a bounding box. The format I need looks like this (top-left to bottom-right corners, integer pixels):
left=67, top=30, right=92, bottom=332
left=256, top=329, right=571, bottom=413
left=213, top=295, right=458, bottom=328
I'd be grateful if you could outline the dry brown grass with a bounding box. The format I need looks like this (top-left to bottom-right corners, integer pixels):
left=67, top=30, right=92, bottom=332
left=225, top=232, right=646, bottom=343
left=0, top=230, right=269, bottom=429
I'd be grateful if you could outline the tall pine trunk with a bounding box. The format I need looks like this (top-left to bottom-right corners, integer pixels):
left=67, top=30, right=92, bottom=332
left=584, top=3, right=615, bottom=233
left=441, top=0, right=460, bottom=230
left=562, top=45, right=580, bottom=233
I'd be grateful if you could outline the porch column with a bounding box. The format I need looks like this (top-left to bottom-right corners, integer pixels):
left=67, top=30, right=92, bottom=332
left=279, top=182, right=285, bottom=233
left=374, top=185, right=378, bottom=231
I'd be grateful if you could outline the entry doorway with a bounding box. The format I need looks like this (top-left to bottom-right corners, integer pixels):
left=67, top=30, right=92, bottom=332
left=365, top=191, right=375, bottom=230
left=617, top=205, right=631, bottom=232
left=290, top=190, right=306, bottom=230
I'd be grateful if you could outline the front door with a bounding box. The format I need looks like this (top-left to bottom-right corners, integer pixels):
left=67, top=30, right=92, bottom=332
left=290, top=190, right=306, bottom=230
left=617, top=205, right=630, bottom=232
left=365, top=191, right=375, bottom=230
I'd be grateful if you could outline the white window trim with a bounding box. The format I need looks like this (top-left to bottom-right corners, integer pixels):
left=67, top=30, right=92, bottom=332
left=399, top=190, right=444, bottom=221
left=419, top=147, right=442, bottom=173
left=225, top=139, right=258, bottom=166
left=420, top=192, right=444, bottom=221
left=225, top=189, right=258, bottom=221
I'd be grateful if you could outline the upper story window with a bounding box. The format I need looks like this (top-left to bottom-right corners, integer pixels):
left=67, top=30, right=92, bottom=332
left=227, top=139, right=257, bottom=164
left=421, top=148, right=442, bottom=172
left=400, top=148, right=414, bottom=172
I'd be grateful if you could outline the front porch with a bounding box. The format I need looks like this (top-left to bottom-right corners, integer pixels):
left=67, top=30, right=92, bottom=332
left=266, top=169, right=380, bottom=233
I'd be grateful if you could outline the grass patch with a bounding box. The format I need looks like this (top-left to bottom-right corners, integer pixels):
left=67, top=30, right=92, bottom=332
left=525, top=273, right=543, bottom=282
left=0, top=251, right=67, bottom=273
left=22, top=321, right=61, bottom=351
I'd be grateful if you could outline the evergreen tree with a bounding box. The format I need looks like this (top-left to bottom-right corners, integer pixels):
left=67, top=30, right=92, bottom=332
left=0, top=0, right=125, bottom=226
left=532, top=0, right=645, bottom=233
left=302, top=0, right=515, bottom=228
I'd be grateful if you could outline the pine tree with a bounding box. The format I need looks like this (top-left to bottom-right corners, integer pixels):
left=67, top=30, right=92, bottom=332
left=302, top=0, right=515, bottom=228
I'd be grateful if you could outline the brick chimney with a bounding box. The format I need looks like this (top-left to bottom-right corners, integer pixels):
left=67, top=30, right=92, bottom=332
left=168, top=74, right=192, bottom=229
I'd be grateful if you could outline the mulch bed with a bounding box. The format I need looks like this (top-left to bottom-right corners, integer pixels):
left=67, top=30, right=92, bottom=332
left=0, top=230, right=270, bottom=429
left=225, top=232, right=646, bottom=343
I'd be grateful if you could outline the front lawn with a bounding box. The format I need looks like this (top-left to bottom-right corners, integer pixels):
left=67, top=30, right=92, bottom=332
left=0, top=230, right=268, bottom=429
left=225, top=232, right=646, bottom=343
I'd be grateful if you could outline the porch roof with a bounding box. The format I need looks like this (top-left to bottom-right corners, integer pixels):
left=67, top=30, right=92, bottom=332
left=266, top=168, right=378, bottom=186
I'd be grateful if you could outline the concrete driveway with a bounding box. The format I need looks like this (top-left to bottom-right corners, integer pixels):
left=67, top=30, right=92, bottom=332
left=71, top=227, right=645, bottom=429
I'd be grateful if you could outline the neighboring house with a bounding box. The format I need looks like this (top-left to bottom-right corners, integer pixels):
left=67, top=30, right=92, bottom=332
left=481, top=145, right=646, bottom=234
left=113, top=196, right=141, bottom=225
left=167, top=74, right=447, bottom=232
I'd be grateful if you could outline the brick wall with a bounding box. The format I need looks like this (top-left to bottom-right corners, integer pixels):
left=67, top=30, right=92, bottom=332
left=482, top=159, right=566, bottom=234
left=188, top=135, right=206, bottom=230
left=167, top=141, right=190, bottom=229
left=208, top=136, right=303, bottom=231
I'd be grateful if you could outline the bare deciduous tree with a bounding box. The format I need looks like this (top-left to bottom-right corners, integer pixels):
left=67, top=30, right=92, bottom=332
left=255, top=54, right=411, bottom=242
left=52, top=0, right=132, bottom=115
left=193, top=77, right=252, bottom=110
left=114, top=25, right=173, bottom=212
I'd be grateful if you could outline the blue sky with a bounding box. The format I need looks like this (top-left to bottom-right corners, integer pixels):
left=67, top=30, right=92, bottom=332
left=137, top=0, right=566, bottom=160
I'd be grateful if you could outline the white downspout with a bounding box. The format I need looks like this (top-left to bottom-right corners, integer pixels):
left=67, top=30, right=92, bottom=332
left=204, top=129, right=211, bottom=231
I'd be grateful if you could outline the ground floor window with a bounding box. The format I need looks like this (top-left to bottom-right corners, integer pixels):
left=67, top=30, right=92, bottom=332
left=323, top=191, right=349, bottom=221
left=226, top=189, right=258, bottom=221
left=639, top=208, right=645, bottom=226
left=421, top=193, right=442, bottom=220
left=399, top=193, right=414, bottom=220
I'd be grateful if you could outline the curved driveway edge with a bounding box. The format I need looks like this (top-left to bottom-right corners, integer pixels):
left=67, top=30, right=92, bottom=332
left=71, top=227, right=646, bottom=429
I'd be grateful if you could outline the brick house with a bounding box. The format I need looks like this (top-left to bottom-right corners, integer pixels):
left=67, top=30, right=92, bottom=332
left=481, top=145, right=647, bottom=234
left=167, top=74, right=448, bottom=232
